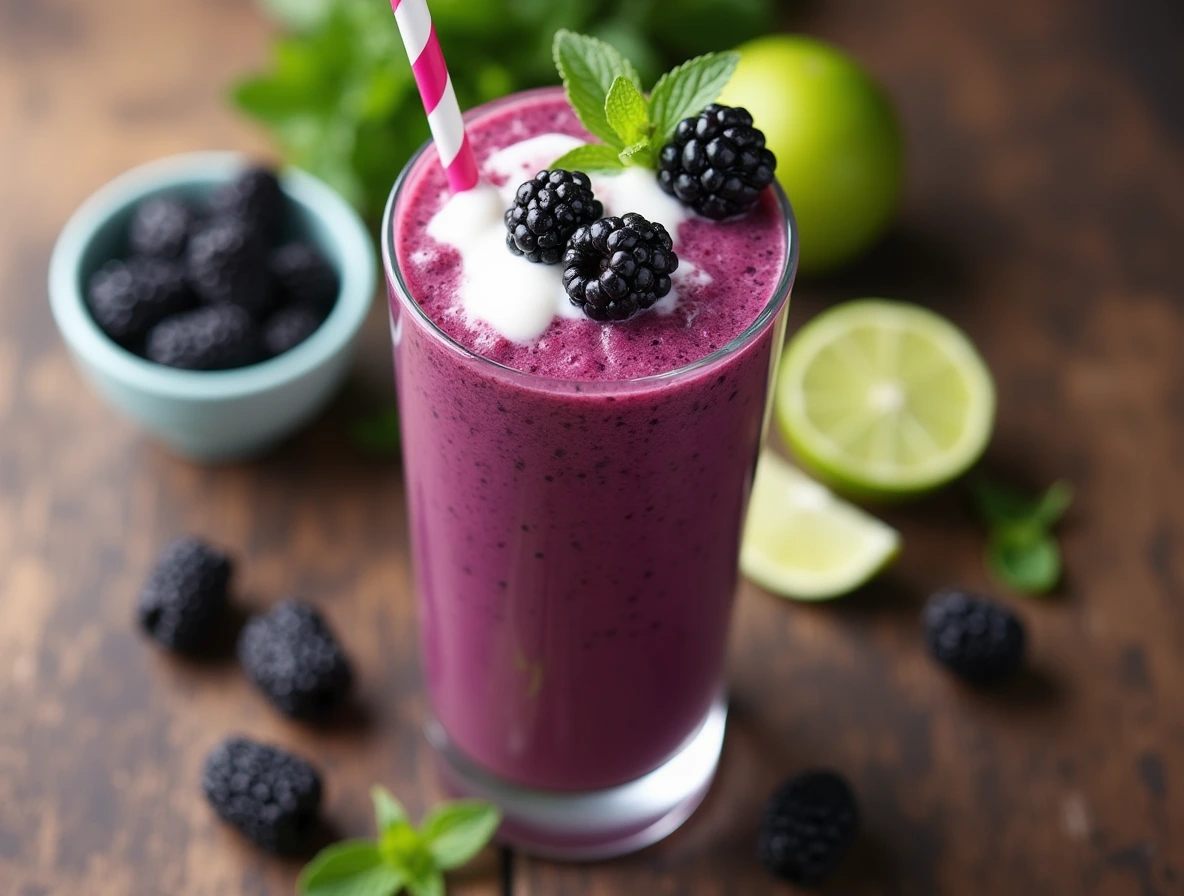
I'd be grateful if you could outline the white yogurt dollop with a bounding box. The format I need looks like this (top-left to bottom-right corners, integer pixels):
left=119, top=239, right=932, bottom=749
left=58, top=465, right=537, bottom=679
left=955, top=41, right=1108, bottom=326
left=425, top=134, right=697, bottom=343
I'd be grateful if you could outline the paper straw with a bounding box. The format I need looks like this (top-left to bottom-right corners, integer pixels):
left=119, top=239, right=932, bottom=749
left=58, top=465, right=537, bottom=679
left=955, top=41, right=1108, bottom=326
left=390, top=0, right=480, bottom=194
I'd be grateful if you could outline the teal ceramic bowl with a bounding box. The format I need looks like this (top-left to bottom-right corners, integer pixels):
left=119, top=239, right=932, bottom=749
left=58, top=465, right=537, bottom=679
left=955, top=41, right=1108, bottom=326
left=49, top=152, right=376, bottom=462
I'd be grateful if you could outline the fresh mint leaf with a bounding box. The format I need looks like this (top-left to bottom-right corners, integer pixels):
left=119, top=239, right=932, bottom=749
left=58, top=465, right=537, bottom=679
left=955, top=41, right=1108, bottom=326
left=371, top=786, right=407, bottom=834
left=297, top=840, right=404, bottom=896
left=553, top=29, right=642, bottom=148
left=973, top=477, right=1071, bottom=595
left=1030, top=480, right=1073, bottom=529
left=972, top=480, right=1026, bottom=527
left=233, top=75, right=315, bottom=123
left=358, top=63, right=413, bottom=122
left=352, top=408, right=401, bottom=456
left=552, top=143, right=625, bottom=172
left=988, top=531, right=1061, bottom=595
left=604, top=75, right=651, bottom=147
left=972, top=478, right=1072, bottom=529
left=379, top=822, right=432, bottom=873
left=972, top=478, right=1038, bottom=526
left=420, top=801, right=502, bottom=870
left=618, top=138, right=655, bottom=168
left=298, top=786, right=499, bottom=896
left=405, top=872, right=445, bottom=896
left=648, top=51, right=740, bottom=144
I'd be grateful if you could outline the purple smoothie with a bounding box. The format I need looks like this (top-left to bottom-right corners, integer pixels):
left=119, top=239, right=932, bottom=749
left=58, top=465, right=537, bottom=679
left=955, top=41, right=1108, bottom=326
left=388, top=89, right=790, bottom=791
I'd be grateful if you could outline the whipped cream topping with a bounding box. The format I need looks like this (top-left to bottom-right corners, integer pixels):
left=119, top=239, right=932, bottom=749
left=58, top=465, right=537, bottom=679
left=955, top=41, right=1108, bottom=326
left=425, top=134, right=703, bottom=343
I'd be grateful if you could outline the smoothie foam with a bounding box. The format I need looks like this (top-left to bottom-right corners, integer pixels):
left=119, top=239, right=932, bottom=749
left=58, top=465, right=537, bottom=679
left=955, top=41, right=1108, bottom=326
left=388, top=88, right=790, bottom=791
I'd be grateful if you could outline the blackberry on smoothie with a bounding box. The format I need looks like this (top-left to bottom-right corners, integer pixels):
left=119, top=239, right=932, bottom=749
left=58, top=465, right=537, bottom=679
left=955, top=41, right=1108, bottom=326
left=384, top=33, right=795, bottom=858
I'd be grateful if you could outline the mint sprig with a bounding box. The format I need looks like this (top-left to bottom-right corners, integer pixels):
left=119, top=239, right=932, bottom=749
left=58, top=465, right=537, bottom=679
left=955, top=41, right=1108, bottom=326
left=298, top=787, right=500, bottom=896
left=972, top=478, right=1073, bottom=595
left=552, top=29, right=642, bottom=149
left=605, top=76, right=651, bottom=148
left=648, top=51, right=741, bottom=144
left=550, top=30, right=739, bottom=172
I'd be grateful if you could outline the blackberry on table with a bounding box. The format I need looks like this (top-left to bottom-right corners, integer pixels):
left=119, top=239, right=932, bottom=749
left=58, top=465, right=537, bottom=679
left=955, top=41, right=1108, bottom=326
left=86, top=257, right=194, bottom=346
left=562, top=213, right=678, bottom=321
left=924, top=588, right=1026, bottom=683
left=505, top=169, right=602, bottom=264
left=658, top=104, right=776, bottom=219
left=758, top=769, right=859, bottom=888
left=201, top=736, right=322, bottom=854
left=262, top=305, right=324, bottom=357
left=137, top=537, right=232, bottom=652
left=145, top=305, right=260, bottom=371
left=208, top=166, right=286, bottom=240
left=129, top=195, right=195, bottom=259
left=238, top=600, right=353, bottom=720
left=269, top=242, right=338, bottom=314
left=186, top=218, right=275, bottom=317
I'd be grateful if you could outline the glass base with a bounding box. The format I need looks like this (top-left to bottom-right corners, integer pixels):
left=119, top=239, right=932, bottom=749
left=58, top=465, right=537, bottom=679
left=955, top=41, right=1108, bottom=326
left=426, top=695, right=727, bottom=861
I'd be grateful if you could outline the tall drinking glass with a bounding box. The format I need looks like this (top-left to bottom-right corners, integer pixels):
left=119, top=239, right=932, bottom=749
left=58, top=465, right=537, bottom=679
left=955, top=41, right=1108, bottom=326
left=383, top=88, right=797, bottom=859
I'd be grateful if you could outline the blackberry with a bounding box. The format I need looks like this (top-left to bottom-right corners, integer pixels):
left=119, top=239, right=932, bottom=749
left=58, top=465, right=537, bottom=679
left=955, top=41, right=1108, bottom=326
left=505, top=169, right=602, bottom=264
left=269, top=242, right=339, bottom=314
left=562, top=213, right=677, bottom=321
left=145, top=305, right=260, bottom=371
left=924, top=588, right=1026, bottom=683
left=186, top=218, right=275, bottom=317
left=208, top=166, right=286, bottom=240
left=238, top=601, right=352, bottom=720
left=658, top=104, right=776, bottom=219
left=201, top=736, right=322, bottom=854
left=129, top=195, right=195, bottom=259
left=262, top=305, right=324, bottom=357
left=86, top=258, right=194, bottom=346
left=137, top=537, right=232, bottom=652
left=758, top=770, right=859, bottom=887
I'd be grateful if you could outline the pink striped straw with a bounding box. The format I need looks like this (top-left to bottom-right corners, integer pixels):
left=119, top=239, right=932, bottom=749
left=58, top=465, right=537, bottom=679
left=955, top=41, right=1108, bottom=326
left=390, top=0, right=480, bottom=194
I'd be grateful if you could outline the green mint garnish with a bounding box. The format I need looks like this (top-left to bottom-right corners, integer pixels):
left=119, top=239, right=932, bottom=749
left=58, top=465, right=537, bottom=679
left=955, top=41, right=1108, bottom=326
left=988, top=530, right=1061, bottom=595
left=552, top=30, right=642, bottom=150
left=298, top=786, right=500, bottom=896
left=372, top=785, right=407, bottom=832
left=647, top=51, right=741, bottom=145
left=605, top=75, right=651, bottom=150
left=297, top=840, right=405, bottom=896
left=420, top=801, right=503, bottom=870
left=551, top=142, right=626, bottom=172
left=972, top=478, right=1073, bottom=595
left=550, top=30, right=739, bottom=172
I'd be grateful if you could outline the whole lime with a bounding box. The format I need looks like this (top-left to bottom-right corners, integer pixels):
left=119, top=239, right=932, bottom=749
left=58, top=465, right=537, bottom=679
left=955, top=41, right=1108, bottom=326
left=718, top=36, right=903, bottom=275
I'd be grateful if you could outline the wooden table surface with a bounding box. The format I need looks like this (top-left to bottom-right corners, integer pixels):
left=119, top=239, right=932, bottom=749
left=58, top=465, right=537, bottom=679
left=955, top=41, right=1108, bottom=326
left=2, top=0, right=1182, bottom=893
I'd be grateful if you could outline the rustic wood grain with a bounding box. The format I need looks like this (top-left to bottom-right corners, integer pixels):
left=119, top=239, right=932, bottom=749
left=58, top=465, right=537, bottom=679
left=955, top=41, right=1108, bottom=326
left=1, top=0, right=1182, bottom=894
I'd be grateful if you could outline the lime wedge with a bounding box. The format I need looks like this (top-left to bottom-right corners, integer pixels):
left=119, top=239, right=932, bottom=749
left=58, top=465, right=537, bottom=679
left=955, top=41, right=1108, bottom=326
left=741, top=452, right=900, bottom=600
left=777, top=300, right=995, bottom=499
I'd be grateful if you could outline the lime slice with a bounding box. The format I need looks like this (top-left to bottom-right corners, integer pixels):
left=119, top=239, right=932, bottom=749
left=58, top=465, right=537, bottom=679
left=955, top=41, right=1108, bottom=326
left=777, top=300, right=995, bottom=499
left=741, top=452, right=900, bottom=600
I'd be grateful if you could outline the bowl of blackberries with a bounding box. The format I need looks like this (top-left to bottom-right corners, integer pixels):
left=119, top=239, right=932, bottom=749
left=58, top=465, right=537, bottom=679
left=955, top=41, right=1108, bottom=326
left=49, top=152, right=375, bottom=462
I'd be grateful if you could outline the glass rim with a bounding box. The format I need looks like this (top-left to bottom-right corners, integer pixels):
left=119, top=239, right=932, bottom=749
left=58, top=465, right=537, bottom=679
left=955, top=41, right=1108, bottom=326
left=381, top=87, right=799, bottom=391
